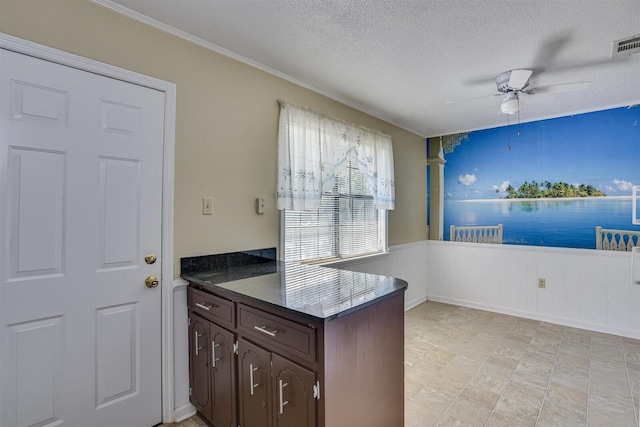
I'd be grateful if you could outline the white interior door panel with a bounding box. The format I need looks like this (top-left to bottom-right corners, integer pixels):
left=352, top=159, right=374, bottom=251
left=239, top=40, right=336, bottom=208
left=1, top=48, right=165, bottom=427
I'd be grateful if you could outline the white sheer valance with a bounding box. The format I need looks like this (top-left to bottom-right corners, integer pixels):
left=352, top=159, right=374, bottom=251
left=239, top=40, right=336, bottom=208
left=277, top=101, right=395, bottom=211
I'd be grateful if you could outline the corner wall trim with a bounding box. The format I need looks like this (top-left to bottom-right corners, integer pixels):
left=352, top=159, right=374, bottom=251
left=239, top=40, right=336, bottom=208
left=174, top=278, right=189, bottom=291
left=173, top=403, right=197, bottom=423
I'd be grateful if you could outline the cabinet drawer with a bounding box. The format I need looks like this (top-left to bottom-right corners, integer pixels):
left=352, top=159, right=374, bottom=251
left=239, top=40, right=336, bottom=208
left=238, top=304, right=316, bottom=363
left=188, top=287, right=235, bottom=330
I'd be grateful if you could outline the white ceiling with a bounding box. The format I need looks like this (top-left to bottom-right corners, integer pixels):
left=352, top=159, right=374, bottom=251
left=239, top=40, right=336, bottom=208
left=99, top=0, right=640, bottom=137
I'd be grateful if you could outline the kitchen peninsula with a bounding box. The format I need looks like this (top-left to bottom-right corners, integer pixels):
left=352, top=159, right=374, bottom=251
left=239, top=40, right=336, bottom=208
left=181, top=248, right=408, bottom=427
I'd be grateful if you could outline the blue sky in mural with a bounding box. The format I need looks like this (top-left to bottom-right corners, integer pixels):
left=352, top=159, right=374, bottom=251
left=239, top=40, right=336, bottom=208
left=444, top=106, right=639, bottom=201
left=442, top=106, right=640, bottom=248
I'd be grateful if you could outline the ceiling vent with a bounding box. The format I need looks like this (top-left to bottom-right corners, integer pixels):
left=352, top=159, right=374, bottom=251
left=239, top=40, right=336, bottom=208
left=611, top=35, right=640, bottom=58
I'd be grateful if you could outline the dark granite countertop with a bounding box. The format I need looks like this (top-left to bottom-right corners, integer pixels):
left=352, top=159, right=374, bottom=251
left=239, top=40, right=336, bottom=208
left=181, top=249, right=408, bottom=323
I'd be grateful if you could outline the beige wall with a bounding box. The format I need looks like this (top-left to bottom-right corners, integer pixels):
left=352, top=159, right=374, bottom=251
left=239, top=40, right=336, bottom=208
left=1, top=0, right=427, bottom=277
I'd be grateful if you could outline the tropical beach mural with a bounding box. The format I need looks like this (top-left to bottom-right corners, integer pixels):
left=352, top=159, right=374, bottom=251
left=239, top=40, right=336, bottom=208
left=440, top=106, right=640, bottom=249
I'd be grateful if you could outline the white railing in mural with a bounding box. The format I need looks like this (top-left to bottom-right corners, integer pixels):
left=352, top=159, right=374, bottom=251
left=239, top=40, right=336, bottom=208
left=450, top=224, right=503, bottom=244
left=633, top=186, right=639, bottom=225
left=596, top=226, right=640, bottom=251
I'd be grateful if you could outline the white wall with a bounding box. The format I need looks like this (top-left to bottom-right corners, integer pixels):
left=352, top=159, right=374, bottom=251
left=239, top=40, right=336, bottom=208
left=345, top=240, right=640, bottom=339
left=337, top=241, right=430, bottom=311
left=425, top=241, right=640, bottom=339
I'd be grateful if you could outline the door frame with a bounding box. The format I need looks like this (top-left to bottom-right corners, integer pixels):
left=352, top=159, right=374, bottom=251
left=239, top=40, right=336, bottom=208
left=0, top=32, right=177, bottom=423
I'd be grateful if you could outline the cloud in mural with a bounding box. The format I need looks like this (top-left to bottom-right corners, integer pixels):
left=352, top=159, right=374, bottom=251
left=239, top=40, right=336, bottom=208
left=458, top=173, right=477, bottom=186
left=491, top=181, right=510, bottom=193
left=613, top=178, right=633, bottom=191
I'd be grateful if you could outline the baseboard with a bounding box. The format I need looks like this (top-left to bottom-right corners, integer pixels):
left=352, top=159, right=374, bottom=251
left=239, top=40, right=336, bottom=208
left=405, top=295, right=428, bottom=312
left=173, top=402, right=197, bottom=423
left=427, top=295, right=640, bottom=340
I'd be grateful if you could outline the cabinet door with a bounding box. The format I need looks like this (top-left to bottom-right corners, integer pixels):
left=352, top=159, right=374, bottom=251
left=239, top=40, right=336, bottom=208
left=238, top=338, right=272, bottom=427
left=272, top=353, right=316, bottom=427
left=189, top=313, right=212, bottom=419
left=210, top=323, right=237, bottom=427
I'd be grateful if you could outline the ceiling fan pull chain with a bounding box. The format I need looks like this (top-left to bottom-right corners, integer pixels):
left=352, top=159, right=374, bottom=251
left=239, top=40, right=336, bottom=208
left=507, top=114, right=511, bottom=151
left=517, top=102, right=521, bottom=137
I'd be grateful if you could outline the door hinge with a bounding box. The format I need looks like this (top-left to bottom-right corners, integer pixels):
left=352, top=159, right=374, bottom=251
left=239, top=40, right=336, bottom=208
left=313, top=381, right=320, bottom=400
left=188, top=317, right=191, bottom=327
left=233, top=340, right=239, bottom=355
left=189, top=387, right=192, bottom=396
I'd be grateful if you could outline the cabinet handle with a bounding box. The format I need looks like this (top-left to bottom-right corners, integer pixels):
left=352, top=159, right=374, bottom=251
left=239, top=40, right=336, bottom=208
left=194, top=331, right=203, bottom=356
left=254, top=325, right=278, bottom=337
left=278, top=379, right=289, bottom=415
left=195, top=302, right=214, bottom=311
left=212, top=341, right=221, bottom=367
left=249, top=363, right=259, bottom=396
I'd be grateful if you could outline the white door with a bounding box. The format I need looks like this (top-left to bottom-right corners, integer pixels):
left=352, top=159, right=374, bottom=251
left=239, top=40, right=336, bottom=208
left=0, top=49, right=165, bottom=427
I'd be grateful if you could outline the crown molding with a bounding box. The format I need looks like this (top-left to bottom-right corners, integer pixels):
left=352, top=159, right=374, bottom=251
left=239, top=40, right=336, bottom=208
left=91, top=0, right=425, bottom=138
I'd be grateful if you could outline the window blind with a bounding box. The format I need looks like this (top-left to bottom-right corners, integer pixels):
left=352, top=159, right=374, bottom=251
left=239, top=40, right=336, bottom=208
left=284, top=158, right=386, bottom=262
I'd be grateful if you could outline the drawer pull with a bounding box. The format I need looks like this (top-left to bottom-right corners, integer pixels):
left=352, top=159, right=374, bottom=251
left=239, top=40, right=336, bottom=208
left=212, top=341, right=221, bottom=367
left=194, top=331, right=203, bottom=356
left=278, top=379, right=289, bottom=414
left=254, top=325, right=278, bottom=337
left=195, top=302, right=214, bottom=311
left=249, top=363, right=259, bottom=396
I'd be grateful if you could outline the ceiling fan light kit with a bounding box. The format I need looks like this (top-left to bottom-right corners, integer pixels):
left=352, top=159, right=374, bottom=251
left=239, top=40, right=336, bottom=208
left=501, top=92, right=521, bottom=115
left=490, top=68, right=590, bottom=115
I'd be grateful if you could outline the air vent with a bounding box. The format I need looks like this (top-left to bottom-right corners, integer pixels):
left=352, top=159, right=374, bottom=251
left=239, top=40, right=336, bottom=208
left=611, top=35, right=640, bottom=58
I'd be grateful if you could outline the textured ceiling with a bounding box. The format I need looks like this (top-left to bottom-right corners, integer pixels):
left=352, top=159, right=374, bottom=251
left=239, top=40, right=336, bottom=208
left=99, top=0, right=640, bottom=137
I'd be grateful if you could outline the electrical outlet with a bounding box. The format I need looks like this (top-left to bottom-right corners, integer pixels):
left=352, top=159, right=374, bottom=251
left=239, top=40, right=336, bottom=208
left=538, top=278, right=546, bottom=289
left=202, top=197, right=213, bottom=215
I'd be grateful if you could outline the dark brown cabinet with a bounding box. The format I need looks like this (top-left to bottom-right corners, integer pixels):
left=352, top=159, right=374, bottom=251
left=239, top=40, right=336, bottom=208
left=210, top=322, right=236, bottom=427
left=189, top=313, right=212, bottom=417
left=187, top=280, right=405, bottom=427
left=188, top=289, right=317, bottom=427
left=188, top=312, right=237, bottom=427
left=271, top=352, right=316, bottom=427
left=238, top=338, right=271, bottom=427
left=237, top=338, right=316, bottom=427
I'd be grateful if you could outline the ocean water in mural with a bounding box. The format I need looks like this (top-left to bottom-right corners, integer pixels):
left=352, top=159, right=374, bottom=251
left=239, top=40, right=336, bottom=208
left=444, top=197, right=637, bottom=248
left=441, top=106, right=640, bottom=249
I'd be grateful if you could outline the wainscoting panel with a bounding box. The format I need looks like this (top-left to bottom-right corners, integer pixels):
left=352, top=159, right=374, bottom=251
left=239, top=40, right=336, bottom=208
left=426, top=241, right=640, bottom=339
left=336, top=241, right=430, bottom=310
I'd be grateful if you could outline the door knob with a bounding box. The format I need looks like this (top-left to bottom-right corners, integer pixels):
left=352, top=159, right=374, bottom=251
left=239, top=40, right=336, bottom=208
left=145, top=253, right=157, bottom=264
left=145, top=276, right=159, bottom=288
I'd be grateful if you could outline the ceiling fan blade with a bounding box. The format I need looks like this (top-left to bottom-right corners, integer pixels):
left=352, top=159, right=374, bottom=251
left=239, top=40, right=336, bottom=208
left=508, top=69, right=533, bottom=90
left=524, top=81, right=590, bottom=95
left=531, top=34, right=573, bottom=74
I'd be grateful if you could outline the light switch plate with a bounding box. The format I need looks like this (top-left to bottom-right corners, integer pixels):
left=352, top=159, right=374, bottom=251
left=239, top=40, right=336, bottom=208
left=202, top=197, right=213, bottom=215
left=256, top=197, right=265, bottom=214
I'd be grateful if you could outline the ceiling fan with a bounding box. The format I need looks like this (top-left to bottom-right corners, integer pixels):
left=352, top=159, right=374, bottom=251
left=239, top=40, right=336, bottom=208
left=493, top=69, right=590, bottom=115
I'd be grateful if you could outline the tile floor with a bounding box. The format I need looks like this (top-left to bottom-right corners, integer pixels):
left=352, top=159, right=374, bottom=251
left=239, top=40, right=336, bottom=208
left=404, top=301, right=639, bottom=427
left=160, top=413, right=206, bottom=427
left=165, top=301, right=640, bottom=427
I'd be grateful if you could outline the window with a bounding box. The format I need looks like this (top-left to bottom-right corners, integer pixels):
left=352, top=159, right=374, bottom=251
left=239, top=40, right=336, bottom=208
left=277, top=101, right=394, bottom=263
left=283, top=158, right=387, bottom=262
